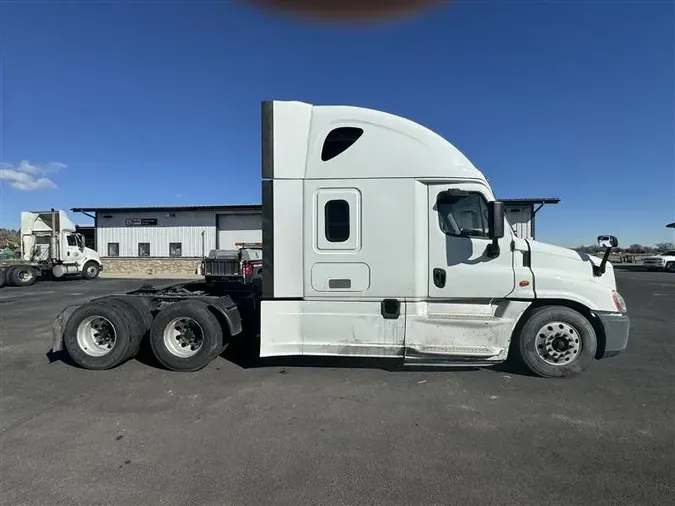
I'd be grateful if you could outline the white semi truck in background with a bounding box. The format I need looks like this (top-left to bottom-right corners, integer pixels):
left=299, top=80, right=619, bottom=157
left=51, top=100, right=630, bottom=379
left=0, top=209, right=102, bottom=288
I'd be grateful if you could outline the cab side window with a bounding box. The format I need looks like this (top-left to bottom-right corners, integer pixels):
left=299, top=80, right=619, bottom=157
left=67, top=235, right=77, bottom=246
left=437, top=193, right=490, bottom=238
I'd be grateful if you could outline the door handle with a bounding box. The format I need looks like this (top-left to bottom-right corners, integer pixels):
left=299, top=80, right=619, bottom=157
left=433, top=268, right=446, bottom=288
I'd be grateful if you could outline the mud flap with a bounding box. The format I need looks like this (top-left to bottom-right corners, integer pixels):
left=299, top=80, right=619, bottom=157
left=51, top=304, right=81, bottom=352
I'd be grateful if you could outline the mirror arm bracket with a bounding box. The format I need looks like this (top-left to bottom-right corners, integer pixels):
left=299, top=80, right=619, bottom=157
left=486, top=239, right=500, bottom=258
left=593, top=246, right=613, bottom=276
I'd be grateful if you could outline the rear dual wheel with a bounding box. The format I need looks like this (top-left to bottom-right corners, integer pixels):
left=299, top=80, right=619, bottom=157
left=63, top=297, right=154, bottom=370
left=149, top=300, right=224, bottom=372
left=4, top=265, right=37, bottom=287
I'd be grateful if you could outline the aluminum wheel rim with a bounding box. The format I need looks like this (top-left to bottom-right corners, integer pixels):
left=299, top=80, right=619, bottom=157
left=535, top=321, right=582, bottom=366
left=18, top=269, right=33, bottom=281
left=87, top=265, right=97, bottom=276
left=76, top=316, right=116, bottom=357
left=163, top=317, right=204, bottom=358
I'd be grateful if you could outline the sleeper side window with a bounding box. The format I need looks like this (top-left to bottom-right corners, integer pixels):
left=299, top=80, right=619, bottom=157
left=325, top=199, right=350, bottom=242
left=321, top=127, right=364, bottom=162
left=316, top=188, right=361, bottom=251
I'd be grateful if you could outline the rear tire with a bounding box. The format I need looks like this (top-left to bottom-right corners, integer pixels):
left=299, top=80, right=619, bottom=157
left=82, top=261, right=100, bottom=280
left=103, top=296, right=155, bottom=360
left=0, top=269, right=5, bottom=288
left=63, top=299, right=135, bottom=369
left=10, top=265, right=37, bottom=287
left=149, top=300, right=223, bottom=372
left=514, top=306, right=597, bottom=379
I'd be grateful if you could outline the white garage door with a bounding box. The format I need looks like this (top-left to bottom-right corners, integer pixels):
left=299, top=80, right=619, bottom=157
left=217, top=214, right=262, bottom=249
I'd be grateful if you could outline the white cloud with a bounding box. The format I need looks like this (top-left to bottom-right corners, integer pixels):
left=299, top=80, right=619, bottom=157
left=0, top=160, right=63, bottom=190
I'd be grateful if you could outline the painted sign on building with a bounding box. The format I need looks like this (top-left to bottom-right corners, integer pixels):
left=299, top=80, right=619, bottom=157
left=125, top=218, right=158, bottom=227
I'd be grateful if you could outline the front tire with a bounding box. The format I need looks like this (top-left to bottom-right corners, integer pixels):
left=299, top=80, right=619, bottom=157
left=515, top=306, right=597, bottom=379
left=666, top=262, right=675, bottom=273
left=149, top=300, right=223, bottom=372
left=82, top=261, right=100, bottom=280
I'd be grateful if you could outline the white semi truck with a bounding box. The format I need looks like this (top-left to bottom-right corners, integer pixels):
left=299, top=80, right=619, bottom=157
left=0, top=209, right=102, bottom=287
left=51, top=100, right=630, bottom=378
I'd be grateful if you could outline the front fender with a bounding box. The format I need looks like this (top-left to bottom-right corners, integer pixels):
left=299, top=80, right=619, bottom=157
left=533, top=268, right=618, bottom=312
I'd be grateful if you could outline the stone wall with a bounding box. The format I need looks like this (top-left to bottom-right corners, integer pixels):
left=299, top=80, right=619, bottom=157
left=102, top=258, right=201, bottom=277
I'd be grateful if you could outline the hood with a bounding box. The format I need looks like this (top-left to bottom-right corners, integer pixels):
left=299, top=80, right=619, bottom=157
left=527, top=240, right=602, bottom=266
left=524, top=239, right=618, bottom=311
left=526, top=239, right=616, bottom=289
left=83, top=247, right=101, bottom=260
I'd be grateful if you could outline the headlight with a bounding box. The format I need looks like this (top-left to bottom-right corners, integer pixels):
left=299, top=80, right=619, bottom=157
left=612, top=291, right=627, bottom=313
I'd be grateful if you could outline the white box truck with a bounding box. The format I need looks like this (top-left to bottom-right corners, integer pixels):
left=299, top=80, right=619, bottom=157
left=0, top=209, right=102, bottom=287
left=51, top=100, right=630, bottom=378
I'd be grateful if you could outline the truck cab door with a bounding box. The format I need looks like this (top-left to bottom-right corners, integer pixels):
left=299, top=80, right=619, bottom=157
left=427, top=183, right=515, bottom=299
left=404, top=183, right=517, bottom=363
left=65, top=234, right=81, bottom=262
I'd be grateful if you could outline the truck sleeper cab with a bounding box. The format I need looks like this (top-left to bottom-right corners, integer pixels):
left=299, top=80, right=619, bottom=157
left=52, top=100, right=630, bottom=378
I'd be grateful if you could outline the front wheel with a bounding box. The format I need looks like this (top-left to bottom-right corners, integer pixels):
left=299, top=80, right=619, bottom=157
left=666, top=262, right=675, bottom=273
left=82, top=261, right=100, bottom=280
left=514, top=306, right=597, bottom=379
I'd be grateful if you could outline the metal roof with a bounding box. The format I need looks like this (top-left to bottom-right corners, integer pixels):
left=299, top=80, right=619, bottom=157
left=72, top=204, right=262, bottom=214
left=501, top=198, right=560, bottom=206
left=72, top=198, right=559, bottom=215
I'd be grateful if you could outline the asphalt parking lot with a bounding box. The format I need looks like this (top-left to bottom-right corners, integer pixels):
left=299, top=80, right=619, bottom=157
left=1, top=273, right=673, bottom=506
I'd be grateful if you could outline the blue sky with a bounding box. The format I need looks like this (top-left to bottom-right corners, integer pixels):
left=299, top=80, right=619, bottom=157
left=0, top=0, right=673, bottom=246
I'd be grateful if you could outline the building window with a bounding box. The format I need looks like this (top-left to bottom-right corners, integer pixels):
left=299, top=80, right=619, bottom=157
left=325, top=199, right=350, bottom=242
left=321, top=127, right=364, bottom=162
left=437, top=193, right=490, bottom=238
left=138, top=243, right=150, bottom=257
left=107, top=243, right=119, bottom=257
left=169, top=242, right=182, bottom=257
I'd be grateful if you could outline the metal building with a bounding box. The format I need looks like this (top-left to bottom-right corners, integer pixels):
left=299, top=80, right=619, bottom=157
left=72, top=205, right=262, bottom=258
left=502, top=198, right=560, bottom=240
